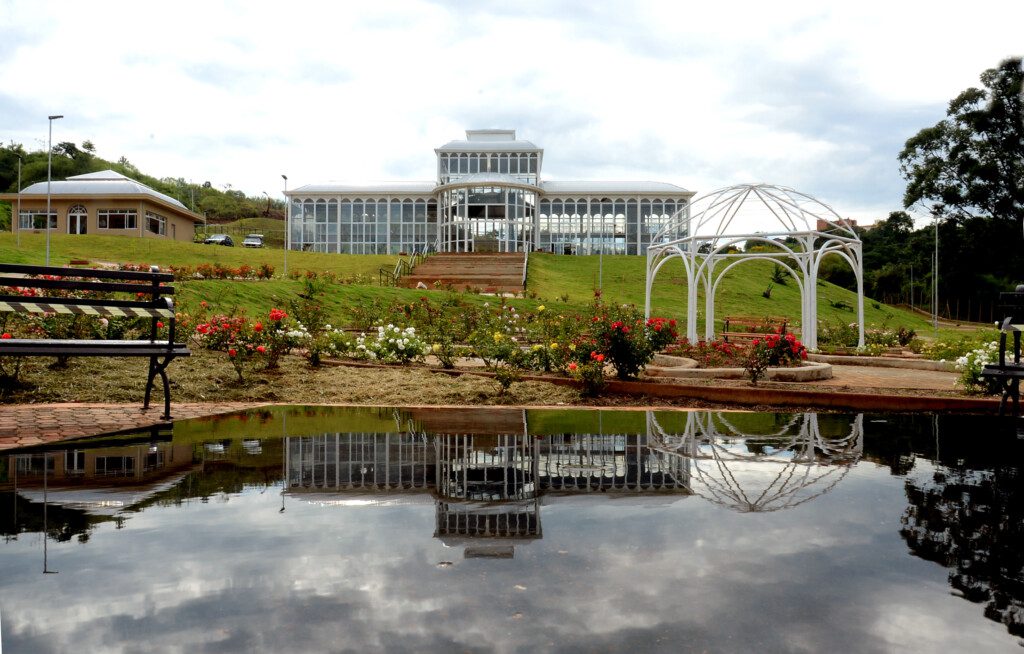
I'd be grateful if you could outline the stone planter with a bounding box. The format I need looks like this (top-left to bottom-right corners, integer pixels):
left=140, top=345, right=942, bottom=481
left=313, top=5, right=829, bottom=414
left=645, top=355, right=832, bottom=381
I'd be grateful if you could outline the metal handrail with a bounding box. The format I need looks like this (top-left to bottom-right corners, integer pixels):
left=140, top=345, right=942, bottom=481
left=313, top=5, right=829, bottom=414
left=521, top=250, right=529, bottom=289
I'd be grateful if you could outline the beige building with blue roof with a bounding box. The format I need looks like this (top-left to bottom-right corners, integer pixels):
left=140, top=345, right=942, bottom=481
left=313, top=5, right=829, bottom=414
left=1, top=170, right=204, bottom=242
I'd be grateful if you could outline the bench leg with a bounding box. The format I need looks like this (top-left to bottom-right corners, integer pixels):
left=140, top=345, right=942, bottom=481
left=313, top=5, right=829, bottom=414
left=1012, top=379, right=1020, bottom=417
left=144, top=355, right=176, bottom=421
left=144, top=356, right=157, bottom=409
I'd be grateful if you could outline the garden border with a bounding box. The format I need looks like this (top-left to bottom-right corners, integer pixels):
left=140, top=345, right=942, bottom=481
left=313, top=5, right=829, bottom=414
left=808, top=353, right=955, bottom=372
left=318, top=358, right=1002, bottom=413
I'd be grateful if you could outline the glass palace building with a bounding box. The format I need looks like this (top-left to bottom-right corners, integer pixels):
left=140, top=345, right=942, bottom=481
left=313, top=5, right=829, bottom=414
left=285, top=129, right=694, bottom=255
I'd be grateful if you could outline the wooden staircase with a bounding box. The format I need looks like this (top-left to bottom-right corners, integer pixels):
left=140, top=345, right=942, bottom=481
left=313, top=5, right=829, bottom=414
left=400, top=252, right=526, bottom=294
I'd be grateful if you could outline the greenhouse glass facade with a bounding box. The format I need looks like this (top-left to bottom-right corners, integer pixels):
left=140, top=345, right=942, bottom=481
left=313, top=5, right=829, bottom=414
left=285, top=130, right=693, bottom=255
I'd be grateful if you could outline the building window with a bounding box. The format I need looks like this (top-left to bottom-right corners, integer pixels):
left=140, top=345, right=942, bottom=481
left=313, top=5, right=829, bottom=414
left=18, top=211, right=57, bottom=229
left=98, top=209, right=138, bottom=230
left=145, top=211, right=166, bottom=235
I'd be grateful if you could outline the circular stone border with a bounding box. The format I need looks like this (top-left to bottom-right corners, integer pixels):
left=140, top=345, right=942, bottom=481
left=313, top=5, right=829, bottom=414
left=645, top=353, right=832, bottom=382
left=807, top=353, right=954, bottom=372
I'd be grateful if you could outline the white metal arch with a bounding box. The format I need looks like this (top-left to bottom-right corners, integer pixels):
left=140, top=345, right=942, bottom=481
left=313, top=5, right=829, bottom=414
left=645, top=410, right=864, bottom=512
left=645, top=183, right=864, bottom=349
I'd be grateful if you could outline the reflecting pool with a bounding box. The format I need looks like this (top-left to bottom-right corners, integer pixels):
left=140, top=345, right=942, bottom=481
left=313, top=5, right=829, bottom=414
left=1, top=407, right=1022, bottom=653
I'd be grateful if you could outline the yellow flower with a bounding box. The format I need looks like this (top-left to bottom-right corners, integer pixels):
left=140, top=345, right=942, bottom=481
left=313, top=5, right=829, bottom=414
left=537, top=305, right=546, bottom=312
left=431, top=343, right=441, bottom=352
left=549, top=342, right=559, bottom=350
left=493, top=332, right=503, bottom=342
left=568, top=343, right=576, bottom=351
left=532, top=344, right=542, bottom=351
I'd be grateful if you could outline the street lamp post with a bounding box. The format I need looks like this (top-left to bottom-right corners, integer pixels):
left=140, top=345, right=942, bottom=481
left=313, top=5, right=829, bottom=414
left=933, top=211, right=939, bottom=335
left=15, top=154, right=21, bottom=247
left=281, top=175, right=288, bottom=276
left=45, top=114, right=63, bottom=266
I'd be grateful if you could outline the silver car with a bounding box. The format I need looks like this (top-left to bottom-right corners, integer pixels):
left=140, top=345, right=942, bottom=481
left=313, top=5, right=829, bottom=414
left=242, top=234, right=264, bottom=248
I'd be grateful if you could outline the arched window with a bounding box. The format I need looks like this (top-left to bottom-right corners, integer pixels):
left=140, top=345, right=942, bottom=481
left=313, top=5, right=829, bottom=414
left=67, top=204, right=87, bottom=234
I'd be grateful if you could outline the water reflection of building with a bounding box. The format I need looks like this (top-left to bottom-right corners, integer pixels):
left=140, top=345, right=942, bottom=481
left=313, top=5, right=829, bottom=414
left=2, top=438, right=196, bottom=516
left=542, top=433, right=689, bottom=493
left=285, top=432, right=432, bottom=494
left=434, top=434, right=541, bottom=558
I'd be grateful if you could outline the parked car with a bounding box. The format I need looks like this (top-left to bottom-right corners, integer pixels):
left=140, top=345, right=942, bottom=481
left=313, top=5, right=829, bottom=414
left=242, top=234, right=264, bottom=248
left=203, top=234, right=234, bottom=246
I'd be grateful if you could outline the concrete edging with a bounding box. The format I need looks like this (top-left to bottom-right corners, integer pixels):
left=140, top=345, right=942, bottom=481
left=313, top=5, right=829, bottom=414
left=646, top=353, right=832, bottom=382
left=321, top=358, right=998, bottom=413
left=808, top=353, right=955, bottom=372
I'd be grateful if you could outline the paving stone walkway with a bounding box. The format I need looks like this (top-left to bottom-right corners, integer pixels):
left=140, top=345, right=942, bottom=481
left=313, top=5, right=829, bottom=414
left=0, top=403, right=266, bottom=451
left=813, top=365, right=958, bottom=391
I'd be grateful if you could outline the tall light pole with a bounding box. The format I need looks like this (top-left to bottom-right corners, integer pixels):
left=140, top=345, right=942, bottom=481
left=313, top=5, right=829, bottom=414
left=15, top=154, right=22, bottom=247
left=933, top=211, right=939, bottom=335
left=45, top=114, right=63, bottom=266
left=281, top=174, right=288, bottom=276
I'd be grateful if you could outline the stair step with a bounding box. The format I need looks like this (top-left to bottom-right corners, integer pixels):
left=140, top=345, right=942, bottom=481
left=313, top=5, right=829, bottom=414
left=401, top=252, right=526, bottom=293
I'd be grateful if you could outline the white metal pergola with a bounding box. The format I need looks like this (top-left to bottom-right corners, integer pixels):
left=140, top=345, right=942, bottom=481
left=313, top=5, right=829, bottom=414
left=644, top=183, right=864, bottom=350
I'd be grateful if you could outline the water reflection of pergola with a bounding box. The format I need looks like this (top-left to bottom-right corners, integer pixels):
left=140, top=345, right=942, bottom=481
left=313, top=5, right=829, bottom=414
left=646, top=412, right=864, bottom=513
left=644, top=183, right=865, bottom=349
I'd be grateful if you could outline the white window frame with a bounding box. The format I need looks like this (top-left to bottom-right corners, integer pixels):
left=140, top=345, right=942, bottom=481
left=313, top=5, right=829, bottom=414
left=18, top=211, right=56, bottom=229
left=98, top=209, right=138, bottom=230
left=145, top=211, right=166, bottom=235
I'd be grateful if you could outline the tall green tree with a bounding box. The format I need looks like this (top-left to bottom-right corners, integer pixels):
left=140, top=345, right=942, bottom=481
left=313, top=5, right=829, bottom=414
left=898, top=57, right=1023, bottom=229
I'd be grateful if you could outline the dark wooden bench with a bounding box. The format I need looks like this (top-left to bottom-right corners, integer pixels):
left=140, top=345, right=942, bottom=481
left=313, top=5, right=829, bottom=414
left=981, top=291, right=1024, bottom=416
left=0, top=263, right=191, bottom=419
left=721, top=315, right=789, bottom=344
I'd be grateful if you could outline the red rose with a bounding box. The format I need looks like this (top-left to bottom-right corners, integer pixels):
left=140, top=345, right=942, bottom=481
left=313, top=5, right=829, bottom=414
left=156, top=321, right=164, bottom=328
left=595, top=354, right=605, bottom=363
left=256, top=345, right=266, bottom=353
left=228, top=348, right=237, bottom=357
left=253, top=322, right=263, bottom=332
left=1, top=333, right=11, bottom=339
left=568, top=362, right=578, bottom=371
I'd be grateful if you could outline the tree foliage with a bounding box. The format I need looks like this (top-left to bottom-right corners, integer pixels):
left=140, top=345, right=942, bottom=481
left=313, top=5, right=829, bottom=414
left=0, top=141, right=283, bottom=230
left=898, top=57, right=1023, bottom=228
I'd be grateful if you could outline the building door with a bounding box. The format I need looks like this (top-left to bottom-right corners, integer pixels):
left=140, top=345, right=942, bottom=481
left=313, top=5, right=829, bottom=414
left=67, top=205, right=87, bottom=234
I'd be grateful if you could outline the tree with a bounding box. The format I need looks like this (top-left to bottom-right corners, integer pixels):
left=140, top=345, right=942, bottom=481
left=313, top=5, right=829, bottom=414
left=898, top=58, right=1023, bottom=229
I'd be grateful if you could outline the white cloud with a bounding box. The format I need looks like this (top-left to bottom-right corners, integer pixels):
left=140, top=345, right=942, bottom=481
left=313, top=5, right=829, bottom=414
left=0, top=0, right=1020, bottom=222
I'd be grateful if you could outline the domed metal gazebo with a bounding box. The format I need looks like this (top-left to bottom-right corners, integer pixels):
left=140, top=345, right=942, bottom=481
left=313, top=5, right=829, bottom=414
left=644, top=183, right=864, bottom=349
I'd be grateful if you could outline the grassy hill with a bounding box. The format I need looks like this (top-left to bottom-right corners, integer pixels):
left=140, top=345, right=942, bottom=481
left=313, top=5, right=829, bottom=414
left=0, top=233, right=936, bottom=333
left=528, top=253, right=935, bottom=332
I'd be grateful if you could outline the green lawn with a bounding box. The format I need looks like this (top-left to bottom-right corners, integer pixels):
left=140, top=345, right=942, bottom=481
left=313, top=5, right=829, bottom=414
left=527, top=253, right=936, bottom=331
left=0, top=232, right=398, bottom=277
left=0, top=233, right=943, bottom=333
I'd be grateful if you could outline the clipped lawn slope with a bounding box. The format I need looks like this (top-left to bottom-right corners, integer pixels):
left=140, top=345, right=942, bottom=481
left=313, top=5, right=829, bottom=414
left=0, top=234, right=930, bottom=331
left=0, top=233, right=397, bottom=277
left=526, top=253, right=933, bottom=331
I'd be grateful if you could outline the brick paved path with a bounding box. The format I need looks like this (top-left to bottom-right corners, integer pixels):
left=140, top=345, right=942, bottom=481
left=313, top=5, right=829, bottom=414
left=815, top=365, right=958, bottom=391
left=0, top=403, right=266, bottom=450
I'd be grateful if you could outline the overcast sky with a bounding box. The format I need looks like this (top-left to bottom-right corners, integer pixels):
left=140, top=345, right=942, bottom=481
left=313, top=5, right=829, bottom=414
left=1, top=1, right=1020, bottom=224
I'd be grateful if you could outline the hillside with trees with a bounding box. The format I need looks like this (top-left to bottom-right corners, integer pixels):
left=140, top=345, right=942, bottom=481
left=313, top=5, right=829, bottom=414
left=818, top=57, right=1023, bottom=323
left=0, top=141, right=283, bottom=231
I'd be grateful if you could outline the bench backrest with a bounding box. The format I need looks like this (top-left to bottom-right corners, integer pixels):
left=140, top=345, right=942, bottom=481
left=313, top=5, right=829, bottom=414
left=0, top=263, right=178, bottom=341
left=722, top=316, right=788, bottom=331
